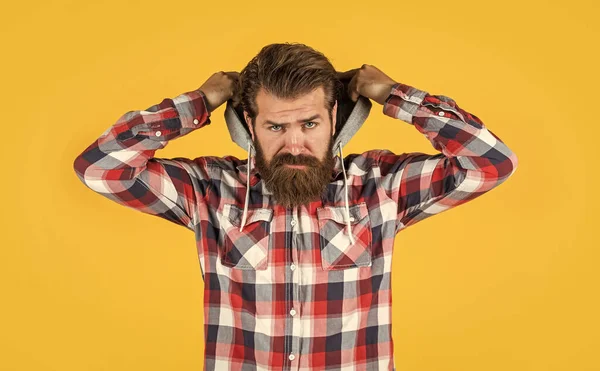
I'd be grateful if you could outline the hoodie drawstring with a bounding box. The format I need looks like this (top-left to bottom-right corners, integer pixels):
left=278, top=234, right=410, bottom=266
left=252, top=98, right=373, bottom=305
left=240, top=139, right=354, bottom=246
left=240, top=140, right=253, bottom=232
left=337, top=142, right=355, bottom=244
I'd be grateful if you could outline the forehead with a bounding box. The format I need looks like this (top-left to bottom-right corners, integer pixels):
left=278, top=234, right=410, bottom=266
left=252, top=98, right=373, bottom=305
left=255, top=86, right=327, bottom=123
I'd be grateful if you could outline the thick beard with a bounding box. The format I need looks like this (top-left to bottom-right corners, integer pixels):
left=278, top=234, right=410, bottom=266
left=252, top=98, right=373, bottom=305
left=254, top=137, right=335, bottom=208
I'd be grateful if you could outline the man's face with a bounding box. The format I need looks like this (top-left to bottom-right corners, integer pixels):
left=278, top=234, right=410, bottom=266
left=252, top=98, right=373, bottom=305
left=245, top=86, right=338, bottom=207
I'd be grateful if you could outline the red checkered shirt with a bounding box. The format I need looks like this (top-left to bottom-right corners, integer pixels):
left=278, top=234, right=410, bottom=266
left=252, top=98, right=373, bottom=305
left=73, top=82, right=518, bottom=370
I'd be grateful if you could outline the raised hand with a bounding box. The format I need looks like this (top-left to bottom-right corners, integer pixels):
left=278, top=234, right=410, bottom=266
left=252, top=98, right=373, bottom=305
left=337, top=64, right=397, bottom=105
left=198, top=71, right=241, bottom=112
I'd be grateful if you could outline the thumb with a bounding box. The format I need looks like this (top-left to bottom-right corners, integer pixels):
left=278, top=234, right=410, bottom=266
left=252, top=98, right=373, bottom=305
left=347, top=74, right=359, bottom=102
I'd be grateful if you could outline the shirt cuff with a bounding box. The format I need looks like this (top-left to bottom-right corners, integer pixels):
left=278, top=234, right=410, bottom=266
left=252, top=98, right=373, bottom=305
left=172, top=89, right=212, bottom=129
left=382, top=82, right=429, bottom=124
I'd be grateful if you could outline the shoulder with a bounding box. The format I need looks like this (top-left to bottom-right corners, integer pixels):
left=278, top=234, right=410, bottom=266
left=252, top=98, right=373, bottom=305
left=339, top=149, right=387, bottom=177
left=197, top=155, right=245, bottom=171
left=344, top=149, right=390, bottom=167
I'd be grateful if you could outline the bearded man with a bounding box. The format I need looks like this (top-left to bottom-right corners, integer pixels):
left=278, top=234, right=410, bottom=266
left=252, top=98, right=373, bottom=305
left=74, top=42, right=517, bottom=370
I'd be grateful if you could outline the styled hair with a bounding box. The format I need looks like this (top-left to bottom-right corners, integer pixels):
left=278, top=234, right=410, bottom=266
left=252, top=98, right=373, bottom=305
left=239, top=42, right=342, bottom=126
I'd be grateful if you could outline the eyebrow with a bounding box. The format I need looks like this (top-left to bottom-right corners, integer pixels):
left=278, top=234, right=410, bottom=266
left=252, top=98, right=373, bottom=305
left=263, top=114, right=322, bottom=126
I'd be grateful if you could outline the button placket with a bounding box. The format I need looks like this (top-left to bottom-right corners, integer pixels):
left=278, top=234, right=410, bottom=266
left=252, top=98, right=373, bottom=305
left=289, top=209, right=299, bottom=273
left=288, top=206, right=301, bottom=367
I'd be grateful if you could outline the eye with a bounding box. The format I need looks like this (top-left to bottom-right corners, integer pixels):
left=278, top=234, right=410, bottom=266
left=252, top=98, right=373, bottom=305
left=269, top=125, right=282, bottom=132
left=304, top=121, right=318, bottom=129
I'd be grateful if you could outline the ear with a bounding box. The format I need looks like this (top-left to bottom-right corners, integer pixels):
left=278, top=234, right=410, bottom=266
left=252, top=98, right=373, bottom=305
left=331, top=100, right=338, bottom=137
left=244, top=111, right=255, bottom=141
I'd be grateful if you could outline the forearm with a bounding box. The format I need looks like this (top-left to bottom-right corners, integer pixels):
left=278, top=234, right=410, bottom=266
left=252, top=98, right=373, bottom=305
left=382, top=82, right=518, bottom=188
left=73, top=88, right=211, bottom=187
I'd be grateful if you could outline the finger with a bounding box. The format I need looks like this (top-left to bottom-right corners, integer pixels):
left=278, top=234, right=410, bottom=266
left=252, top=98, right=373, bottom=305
left=337, top=68, right=359, bottom=81
left=347, top=74, right=359, bottom=102
left=225, top=71, right=240, bottom=83
left=337, top=69, right=358, bottom=81
left=225, top=72, right=241, bottom=95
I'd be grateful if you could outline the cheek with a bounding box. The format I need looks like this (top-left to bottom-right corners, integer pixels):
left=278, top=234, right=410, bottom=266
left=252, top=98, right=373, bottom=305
left=257, top=138, right=279, bottom=161
left=307, top=132, right=332, bottom=153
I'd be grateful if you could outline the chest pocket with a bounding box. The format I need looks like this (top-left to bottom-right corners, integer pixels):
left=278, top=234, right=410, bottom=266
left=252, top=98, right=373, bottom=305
left=219, top=203, right=273, bottom=270
left=316, top=202, right=372, bottom=270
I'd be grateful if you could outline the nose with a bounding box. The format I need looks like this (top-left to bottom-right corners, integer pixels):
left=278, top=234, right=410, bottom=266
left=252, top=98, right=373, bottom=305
left=282, top=127, right=307, bottom=156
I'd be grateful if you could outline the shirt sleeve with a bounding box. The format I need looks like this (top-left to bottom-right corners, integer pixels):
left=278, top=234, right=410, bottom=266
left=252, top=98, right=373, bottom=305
left=72, top=88, right=213, bottom=231
left=376, top=82, right=519, bottom=233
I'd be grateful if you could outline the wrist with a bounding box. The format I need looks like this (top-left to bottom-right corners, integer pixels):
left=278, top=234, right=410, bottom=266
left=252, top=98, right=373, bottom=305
left=374, top=82, right=397, bottom=105
left=197, top=89, right=214, bottom=112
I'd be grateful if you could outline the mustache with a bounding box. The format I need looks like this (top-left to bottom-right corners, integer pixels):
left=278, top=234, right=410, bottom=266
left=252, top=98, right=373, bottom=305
left=271, top=153, right=320, bottom=167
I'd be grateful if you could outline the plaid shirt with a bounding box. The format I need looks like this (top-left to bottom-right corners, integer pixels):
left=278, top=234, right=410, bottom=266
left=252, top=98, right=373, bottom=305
left=73, top=81, right=517, bottom=370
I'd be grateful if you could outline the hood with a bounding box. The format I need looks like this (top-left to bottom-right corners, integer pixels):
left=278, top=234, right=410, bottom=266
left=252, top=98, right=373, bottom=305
left=223, top=81, right=373, bottom=243
left=224, top=94, right=372, bottom=153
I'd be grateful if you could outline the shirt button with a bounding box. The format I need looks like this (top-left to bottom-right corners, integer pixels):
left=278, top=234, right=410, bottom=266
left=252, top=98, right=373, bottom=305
left=438, top=111, right=445, bottom=116
left=155, top=131, right=162, bottom=136
left=349, top=216, right=355, bottom=222
left=290, top=264, right=296, bottom=271
left=290, top=218, right=297, bottom=227
left=290, top=308, right=296, bottom=316
left=289, top=354, right=295, bottom=361
left=193, top=118, right=199, bottom=125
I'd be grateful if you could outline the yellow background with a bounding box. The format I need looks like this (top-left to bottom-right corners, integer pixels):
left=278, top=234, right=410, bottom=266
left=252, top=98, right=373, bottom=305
left=1, top=0, right=598, bottom=370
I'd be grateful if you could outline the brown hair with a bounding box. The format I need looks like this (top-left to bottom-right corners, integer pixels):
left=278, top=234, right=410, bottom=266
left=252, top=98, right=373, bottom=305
left=239, top=42, right=342, bottom=127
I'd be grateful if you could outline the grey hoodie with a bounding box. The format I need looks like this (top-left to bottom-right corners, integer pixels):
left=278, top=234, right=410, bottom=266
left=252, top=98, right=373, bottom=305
left=223, top=89, right=372, bottom=244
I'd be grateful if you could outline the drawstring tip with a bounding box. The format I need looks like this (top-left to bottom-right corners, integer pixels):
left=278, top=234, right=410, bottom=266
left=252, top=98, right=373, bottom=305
left=347, top=226, right=355, bottom=244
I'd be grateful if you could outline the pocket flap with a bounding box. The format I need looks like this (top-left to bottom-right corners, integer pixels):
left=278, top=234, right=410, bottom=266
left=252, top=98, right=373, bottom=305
left=224, top=203, right=273, bottom=228
left=317, top=202, right=369, bottom=225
